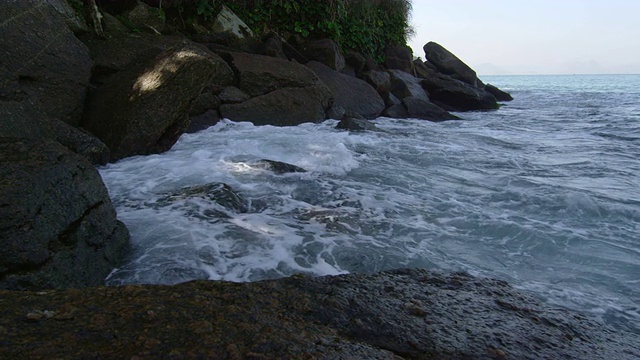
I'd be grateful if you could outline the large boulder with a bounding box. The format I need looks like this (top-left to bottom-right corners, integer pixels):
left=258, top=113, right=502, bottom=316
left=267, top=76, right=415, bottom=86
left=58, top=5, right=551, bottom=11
left=384, top=44, right=415, bottom=74
left=424, top=41, right=478, bottom=87
left=220, top=86, right=330, bottom=126
left=303, top=38, right=346, bottom=72
left=403, top=96, right=459, bottom=122
left=421, top=72, right=499, bottom=111
left=0, top=139, right=129, bottom=290
left=307, top=61, right=385, bottom=119
left=82, top=43, right=234, bottom=160
left=388, top=69, right=431, bottom=102
left=1, top=269, right=638, bottom=358
left=0, top=0, right=93, bottom=126
left=225, top=51, right=325, bottom=97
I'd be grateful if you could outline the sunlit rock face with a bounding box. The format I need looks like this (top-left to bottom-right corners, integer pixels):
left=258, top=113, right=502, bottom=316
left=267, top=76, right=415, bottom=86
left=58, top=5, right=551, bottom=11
left=82, top=44, right=233, bottom=161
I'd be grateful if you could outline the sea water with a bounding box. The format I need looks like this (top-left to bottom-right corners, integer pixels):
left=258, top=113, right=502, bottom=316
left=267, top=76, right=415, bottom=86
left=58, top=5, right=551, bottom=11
left=100, top=74, right=640, bottom=334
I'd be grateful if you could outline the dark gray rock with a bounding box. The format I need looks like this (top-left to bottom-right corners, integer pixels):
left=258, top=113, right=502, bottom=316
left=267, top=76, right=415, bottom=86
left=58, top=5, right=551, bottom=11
left=262, top=34, right=287, bottom=59
left=403, top=96, right=459, bottom=122
left=388, top=69, right=431, bottom=102
left=384, top=44, right=415, bottom=74
left=188, top=92, right=221, bottom=116
left=45, top=0, right=89, bottom=34
left=218, top=86, right=250, bottom=104
left=0, top=101, right=109, bottom=165
left=303, top=38, right=346, bottom=71
left=186, top=110, right=220, bottom=134
left=220, top=86, right=330, bottom=126
left=121, top=1, right=167, bottom=34
left=1, top=269, right=638, bottom=359
left=307, top=61, right=385, bottom=119
left=382, top=103, right=409, bottom=119
left=345, top=51, right=366, bottom=75
left=0, top=139, right=129, bottom=290
left=424, top=41, right=478, bottom=87
left=336, top=113, right=381, bottom=132
left=421, top=72, right=499, bottom=111
left=485, top=83, right=514, bottom=101
left=83, top=43, right=233, bottom=160
left=0, top=0, right=93, bottom=126
left=413, top=59, right=436, bottom=79
left=226, top=51, right=326, bottom=98
left=362, top=70, right=391, bottom=96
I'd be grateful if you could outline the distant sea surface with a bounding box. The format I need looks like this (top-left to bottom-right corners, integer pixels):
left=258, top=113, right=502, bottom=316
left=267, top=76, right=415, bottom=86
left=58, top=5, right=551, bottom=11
left=100, top=74, right=640, bottom=334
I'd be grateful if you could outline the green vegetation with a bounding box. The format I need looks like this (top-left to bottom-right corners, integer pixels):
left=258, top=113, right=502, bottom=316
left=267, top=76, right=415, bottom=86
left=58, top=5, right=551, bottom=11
left=225, top=0, right=413, bottom=61
left=148, top=0, right=412, bottom=62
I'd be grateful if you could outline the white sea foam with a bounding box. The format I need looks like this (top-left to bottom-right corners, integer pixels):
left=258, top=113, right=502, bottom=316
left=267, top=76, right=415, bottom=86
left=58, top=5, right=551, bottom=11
left=101, top=75, right=640, bottom=334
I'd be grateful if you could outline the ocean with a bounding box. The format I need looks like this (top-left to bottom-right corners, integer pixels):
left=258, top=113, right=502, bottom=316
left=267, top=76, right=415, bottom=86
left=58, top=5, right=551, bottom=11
left=99, top=74, right=640, bottom=334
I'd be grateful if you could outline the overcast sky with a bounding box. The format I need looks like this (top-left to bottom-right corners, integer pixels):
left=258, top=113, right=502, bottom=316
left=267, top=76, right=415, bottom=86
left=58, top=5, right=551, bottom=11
left=408, top=0, right=640, bottom=75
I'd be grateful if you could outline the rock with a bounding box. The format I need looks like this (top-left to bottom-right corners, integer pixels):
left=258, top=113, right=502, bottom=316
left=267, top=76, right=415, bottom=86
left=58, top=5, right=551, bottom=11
left=209, top=5, right=254, bottom=41
left=0, top=0, right=93, bottom=126
left=307, top=61, right=385, bottom=119
left=45, top=0, right=89, bottom=34
left=336, top=113, right=381, bottom=132
left=0, top=100, right=109, bottom=165
left=0, top=269, right=638, bottom=359
left=121, top=1, right=167, bottom=34
left=186, top=110, right=220, bottom=134
left=421, top=73, right=499, bottom=111
left=388, top=69, right=430, bottom=102
left=424, top=41, right=478, bottom=87
left=403, top=97, right=459, bottom=122
left=362, top=70, right=391, bottom=96
left=220, top=86, right=330, bottom=126
left=485, top=83, right=514, bottom=101
left=225, top=52, right=327, bottom=98
left=382, top=103, right=409, bottom=119
left=0, top=139, right=129, bottom=290
left=254, top=160, right=307, bottom=174
left=384, top=44, right=415, bottom=74
left=218, top=86, right=250, bottom=104
left=345, top=51, right=366, bottom=75
left=188, top=92, right=221, bottom=116
left=413, top=59, right=436, bottom=79
left=303, top=38, right=346, bottom=71
left=156, top=183, right=248, bottom=214
left=262, top=33, right=287, bottom=59
left=82, top=43, right=233, bottom=160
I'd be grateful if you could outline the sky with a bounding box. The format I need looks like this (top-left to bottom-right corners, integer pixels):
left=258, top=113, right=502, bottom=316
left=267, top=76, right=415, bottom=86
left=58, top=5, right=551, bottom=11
left=407, top=0, right=640, bottom=75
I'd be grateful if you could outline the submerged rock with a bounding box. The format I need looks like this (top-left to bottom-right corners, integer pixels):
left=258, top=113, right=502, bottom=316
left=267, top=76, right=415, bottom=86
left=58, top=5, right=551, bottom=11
left=255, top=159, right=308, bottom=174
left=156, top=183, right=249, bottom=214
left=336, top=113, right=382, bottom=132
left=0, top=269, right=637, bottom=358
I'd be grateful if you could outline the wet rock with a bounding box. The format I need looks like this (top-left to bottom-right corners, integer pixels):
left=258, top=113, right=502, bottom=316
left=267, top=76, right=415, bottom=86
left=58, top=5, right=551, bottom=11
left=156, top=183, right=248, bottom=214
left=382, top=103, right=409, bottom=119
left=307, top=61, right=385, bottom=119
left=403, top=97, right=459, bottom=122
left=0, top=139, right=129, bottom=290
left=421, top=72, right=499, bottom=111
left=485, top=83, right=514, bottom=101
left=336, top=113, right=381, bottom=132
left=254, top=160, right=307, bottom=174
left=0, top=269, right=637, bottom=359
left=186, top=110, right=220, bottom=134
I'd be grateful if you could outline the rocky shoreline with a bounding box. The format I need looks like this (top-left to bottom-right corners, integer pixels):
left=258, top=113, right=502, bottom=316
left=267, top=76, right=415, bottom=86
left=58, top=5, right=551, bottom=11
left=2, top=1, right=638, bottom=358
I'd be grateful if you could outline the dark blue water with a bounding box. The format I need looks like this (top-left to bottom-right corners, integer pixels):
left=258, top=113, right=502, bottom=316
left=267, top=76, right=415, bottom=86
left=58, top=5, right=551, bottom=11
left=100, top=74, right=640, bottom=334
